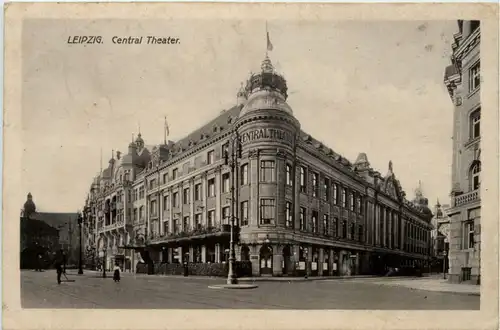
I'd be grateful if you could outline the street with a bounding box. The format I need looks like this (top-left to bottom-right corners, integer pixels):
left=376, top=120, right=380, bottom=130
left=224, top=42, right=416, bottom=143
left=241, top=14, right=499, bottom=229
left=21, top=270, right=479, bottom=310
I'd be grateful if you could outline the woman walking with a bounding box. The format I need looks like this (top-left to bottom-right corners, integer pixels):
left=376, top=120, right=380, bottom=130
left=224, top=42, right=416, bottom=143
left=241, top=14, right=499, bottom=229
left=113, top=262, right=121, bottom=282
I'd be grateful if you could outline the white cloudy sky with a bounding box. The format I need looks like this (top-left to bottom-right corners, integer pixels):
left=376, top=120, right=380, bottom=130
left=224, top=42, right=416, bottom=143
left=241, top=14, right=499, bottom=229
left=21, top=19, right=458, bottom=212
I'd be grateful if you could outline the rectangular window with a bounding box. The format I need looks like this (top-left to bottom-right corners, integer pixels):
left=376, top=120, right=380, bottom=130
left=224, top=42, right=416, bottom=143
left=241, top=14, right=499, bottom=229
left=463, top=221, right=475, bottom=249
left=286, top=164, right=293, bottom=186
left=149, top=179, right=156, bottom=190
left=163, top=173, right=168, bottom=184
left=163, top=221, right=169, bottom=234
left=461, top=267, right=472, bottom=281
left=183, top=216, right=190, bottom=232
left=324, top=178, right=330, bottom=200
left=260, top=160, right=275, bottom=182
left=350, top=223, right=355, bottom=240
left=172, top=192, right=179, bottom=208
left=194, top=213, right=202, bottom=229
left=208, top=178, right=216, bottom=197
left=222, top=143, right=229, bottom=158
left=222, top=206, right=230, bottom=225
left=173, top=219, right=178, bottom=234
left=222, top=173, right=230, bottom=193
left=150, top=200, right=157, bottom=216
left=358, top=225, right=363, bottom=242
left=332, top=217, right=338, bottom=237
left=341, top=188, right=347, bottom=208
left=240, top=201, right=249, bottom=226
left=300, top=167, right=307, bottom=193
left=183, top=188, right=190, bottom=205
left=241, top=164, right=249, bottom=185
left=323, top=214, right=329, bottom=236
left=311, top=211, right=318, bottom=233
left=471, top=109, right=481, bottom=140
left=285, top=202, right=293, bottom=228
left=172, top=168, right=178, bottom=180
left=333, top=184, right=338, bottom=205
left=312, top=173, right=319, bottom=197
left=163, top=196, right=169, bottom=210
left=357, top=196, right=362, bottom=214
left=300, top=207, right=306, bottom=231
left=260, top=199, right=276, bottom=225
left=207, top=150, right=215, bottom=165
left=349, top=193, right=355, bottom=211
left=342, top=220, right=347, bottom=238
left=194, top=183, right=202, bottom=201
left=207, top=210, right=215, bottom=228
left=469, top=61, right=480, bottom=92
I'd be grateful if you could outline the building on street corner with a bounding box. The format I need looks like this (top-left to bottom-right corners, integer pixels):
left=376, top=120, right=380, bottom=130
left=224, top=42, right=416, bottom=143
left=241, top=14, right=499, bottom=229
left=83, top=54, right=434, bottom=277
left=443, top=20, right=481, bottom=284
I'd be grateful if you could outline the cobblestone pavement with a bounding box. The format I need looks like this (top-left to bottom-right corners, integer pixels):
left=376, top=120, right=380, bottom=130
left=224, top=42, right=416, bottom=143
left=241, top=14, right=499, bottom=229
left=21, top=270, right=479, bottom=310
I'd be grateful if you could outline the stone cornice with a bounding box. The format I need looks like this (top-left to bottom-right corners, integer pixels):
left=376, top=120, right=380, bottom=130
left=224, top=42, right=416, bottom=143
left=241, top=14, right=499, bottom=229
left=454, top=28, right=480, bottom=62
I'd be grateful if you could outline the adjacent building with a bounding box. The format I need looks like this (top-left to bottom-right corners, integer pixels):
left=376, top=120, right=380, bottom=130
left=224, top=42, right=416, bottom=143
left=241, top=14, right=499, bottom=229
left=84, top=55, right=433, bottom=277
left=20, top=193, right=80, bottom=266
left=444, top=20, right=481, bottom=284
left=430, top=200, right=451, bottom=273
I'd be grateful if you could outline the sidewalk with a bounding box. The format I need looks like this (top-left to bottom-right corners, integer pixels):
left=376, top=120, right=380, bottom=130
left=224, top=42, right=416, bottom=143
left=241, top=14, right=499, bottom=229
left=369, top=277, right=480, bottom=296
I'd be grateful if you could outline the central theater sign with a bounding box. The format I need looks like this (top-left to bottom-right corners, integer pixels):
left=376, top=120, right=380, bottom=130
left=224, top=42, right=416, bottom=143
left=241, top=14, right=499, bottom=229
left=240, top=128, right=294, bottom=145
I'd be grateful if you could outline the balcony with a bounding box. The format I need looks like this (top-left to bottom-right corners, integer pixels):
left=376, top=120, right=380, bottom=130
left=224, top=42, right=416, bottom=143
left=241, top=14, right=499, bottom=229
left=453, top=189, right=480, bottom=207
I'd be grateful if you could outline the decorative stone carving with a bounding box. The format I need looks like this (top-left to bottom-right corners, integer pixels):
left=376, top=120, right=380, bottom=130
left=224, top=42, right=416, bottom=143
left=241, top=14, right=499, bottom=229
left=248, top=149, right=259, bottom=159
left=276, top=148, right=286, bottom=158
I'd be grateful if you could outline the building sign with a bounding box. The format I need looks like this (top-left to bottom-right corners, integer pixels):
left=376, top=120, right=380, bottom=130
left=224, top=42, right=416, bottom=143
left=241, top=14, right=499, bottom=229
left=240, top=128, right=294, bottom=145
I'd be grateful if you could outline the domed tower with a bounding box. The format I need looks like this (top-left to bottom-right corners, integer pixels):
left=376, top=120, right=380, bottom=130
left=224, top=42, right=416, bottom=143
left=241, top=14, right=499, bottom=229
left=234, top=54, right=300, bottom=232
left=23, top=192, right=36, bottom=218
left=413, top=181, right=433, bottom=221
left=236, top=55, right=300, bottom=152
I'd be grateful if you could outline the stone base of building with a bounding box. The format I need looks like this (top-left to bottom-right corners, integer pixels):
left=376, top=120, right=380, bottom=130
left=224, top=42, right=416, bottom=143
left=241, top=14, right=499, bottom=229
left=447, top=273, right=480, bottom=285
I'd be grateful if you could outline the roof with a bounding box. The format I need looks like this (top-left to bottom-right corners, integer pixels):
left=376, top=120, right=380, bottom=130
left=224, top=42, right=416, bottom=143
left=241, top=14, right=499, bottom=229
left=168, top=105, right=243, bottom=153
left=444, top=64, right=459, bottom=81
left=30, top=212, right=79, bottom=231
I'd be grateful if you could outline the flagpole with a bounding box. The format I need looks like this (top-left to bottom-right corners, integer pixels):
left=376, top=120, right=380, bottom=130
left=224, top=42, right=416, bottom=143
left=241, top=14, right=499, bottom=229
left=164, top=116, right=167, bottom=145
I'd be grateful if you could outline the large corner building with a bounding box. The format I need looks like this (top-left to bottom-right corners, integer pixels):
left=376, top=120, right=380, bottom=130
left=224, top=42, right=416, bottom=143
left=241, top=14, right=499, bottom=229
left=83, top=54, right=433, bottom=277
left=443, top=20, right=481, bottom=284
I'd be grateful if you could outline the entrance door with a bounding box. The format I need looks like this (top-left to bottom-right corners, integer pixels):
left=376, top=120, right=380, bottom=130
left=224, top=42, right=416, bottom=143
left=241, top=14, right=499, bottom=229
left=260, top=245, right=273, bottom=276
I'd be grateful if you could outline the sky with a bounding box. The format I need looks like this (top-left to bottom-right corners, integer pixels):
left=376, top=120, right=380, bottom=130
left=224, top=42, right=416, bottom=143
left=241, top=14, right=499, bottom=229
left=21, top=19, right=458, bottom=212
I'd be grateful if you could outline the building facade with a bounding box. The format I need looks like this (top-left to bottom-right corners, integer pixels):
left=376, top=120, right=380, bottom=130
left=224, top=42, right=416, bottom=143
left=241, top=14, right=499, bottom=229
left=430, top=200, right=451, bottom=273
left=84, top=55, right=433, bottom=277
left=444, top=20, right=481, bottom=284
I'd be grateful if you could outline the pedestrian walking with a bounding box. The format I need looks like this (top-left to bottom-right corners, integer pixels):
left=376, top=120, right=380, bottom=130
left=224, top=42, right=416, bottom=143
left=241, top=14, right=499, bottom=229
left=113, top=262, right=121, bottom=282
left=54, top=249, right=65, bottom=284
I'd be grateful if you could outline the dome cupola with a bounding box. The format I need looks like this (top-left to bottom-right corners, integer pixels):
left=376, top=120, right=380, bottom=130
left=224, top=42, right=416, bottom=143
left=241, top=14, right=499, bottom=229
left=239, top=55, right=292, bottom=118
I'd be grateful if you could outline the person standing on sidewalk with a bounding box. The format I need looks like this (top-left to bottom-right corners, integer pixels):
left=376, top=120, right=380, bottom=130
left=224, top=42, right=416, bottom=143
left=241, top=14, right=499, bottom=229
left=113, top=262, right=121, bottom=282
left=54, top=249, right=65, bottom=284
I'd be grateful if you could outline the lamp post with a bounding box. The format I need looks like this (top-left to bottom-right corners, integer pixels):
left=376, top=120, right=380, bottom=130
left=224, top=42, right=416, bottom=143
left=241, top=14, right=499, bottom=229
left=224, top=131, right=242, bottom=285
left=102, top=245, right=107, bottom=278
left=442, top=250, right=447, bottom=279
left=77, top=211, right=84, bottom=274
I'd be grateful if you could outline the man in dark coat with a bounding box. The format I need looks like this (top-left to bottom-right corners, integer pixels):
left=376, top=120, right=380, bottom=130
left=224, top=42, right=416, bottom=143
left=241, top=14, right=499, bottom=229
left=54, top=250, right=66, bottom=284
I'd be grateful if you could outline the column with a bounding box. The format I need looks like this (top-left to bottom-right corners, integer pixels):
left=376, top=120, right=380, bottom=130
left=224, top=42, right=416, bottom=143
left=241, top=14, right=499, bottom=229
left=168, top=187, right=173, bottom=234
left=215, top=167, right=221, bottom=228
left=189, top=246, right=194, bottom=262
left=201, top=245, right=207, bottom=263
left=202, top=174, right=208, bottom=226
left=276, top=152, right=286, bottom=228
left=272, top=245, right=283, bottom=276
left=159, top=191, right=164, bottom=236
left=294, top=161, right=301, bottom=230
left=178, top=246, right=183, bottom=263
left=249, top=151, right=259, bottom=227
left=388, top=210, right=392, bottom=249
left=306, top=244, right=313, bottom=277
left=318, top=248, right=324, bottom=276
left=190, top=179, right=195, bottom=230
left=215, top=244, right=220, bottom=263
left=375, top=204, right=380, bottom=246
left=329, top=249, right=335, bottom=276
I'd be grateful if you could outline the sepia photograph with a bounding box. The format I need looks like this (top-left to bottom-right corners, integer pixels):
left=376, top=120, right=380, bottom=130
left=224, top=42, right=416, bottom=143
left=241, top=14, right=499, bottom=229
left=3, top=2, right=499, bottom=330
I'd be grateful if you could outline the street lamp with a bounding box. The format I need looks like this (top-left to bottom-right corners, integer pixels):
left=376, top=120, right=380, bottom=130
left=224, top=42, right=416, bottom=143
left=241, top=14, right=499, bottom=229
left=102, top=245, right=107, bottom=278
left=224, top=131, right=242, bottom=285
left=442, top=250, right=447, bottom=279
left=77, top=211, right=84, bottom=274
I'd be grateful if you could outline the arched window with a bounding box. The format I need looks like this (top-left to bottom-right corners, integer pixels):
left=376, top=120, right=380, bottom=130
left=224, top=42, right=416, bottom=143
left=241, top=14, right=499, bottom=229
left=470, top=162, right=481, bottom=190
